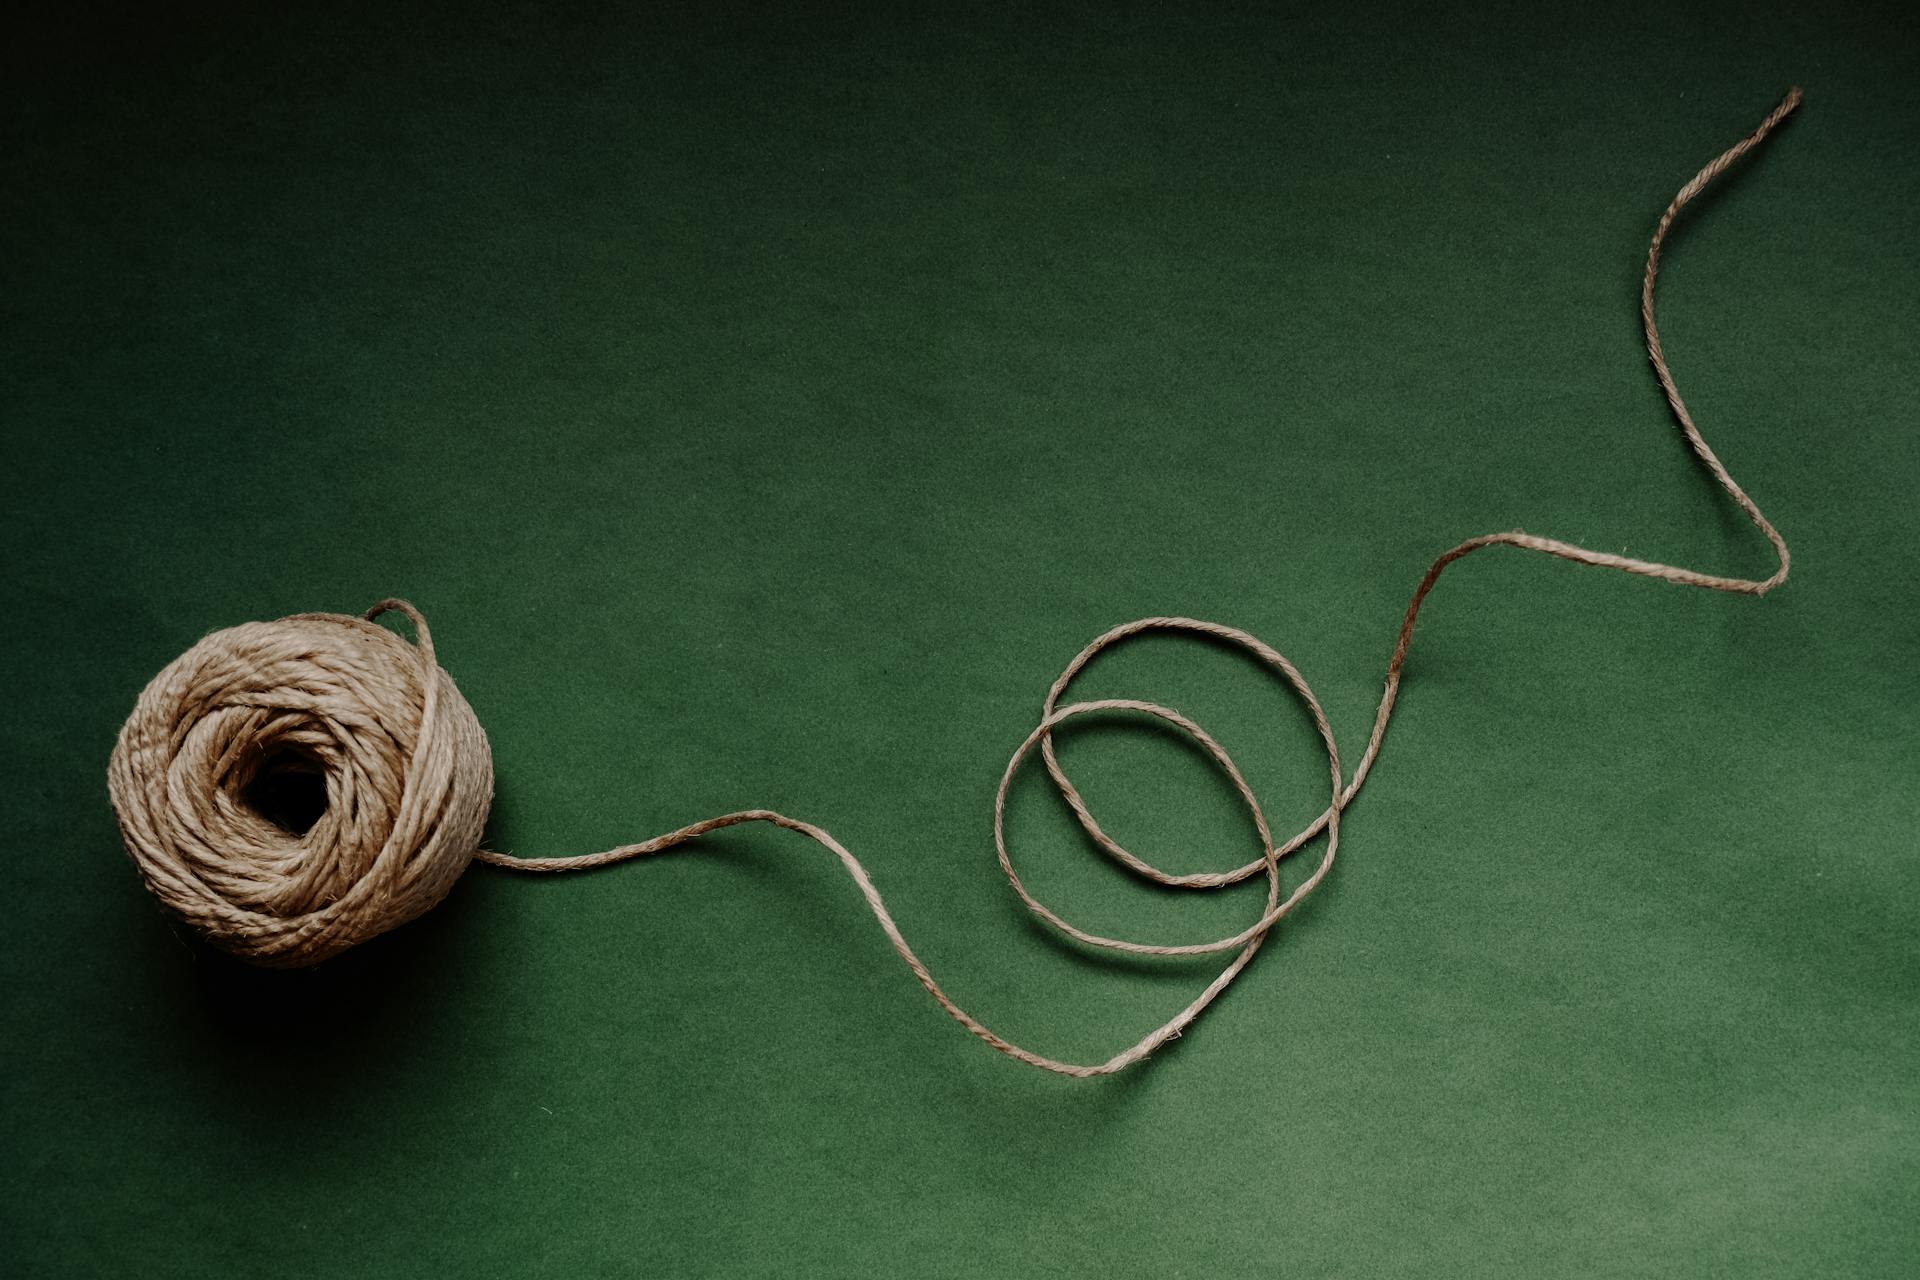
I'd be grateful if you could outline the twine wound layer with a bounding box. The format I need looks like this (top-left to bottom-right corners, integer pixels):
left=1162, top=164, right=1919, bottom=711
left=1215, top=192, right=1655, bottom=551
left=109, top=90, right=1801, bottom=1075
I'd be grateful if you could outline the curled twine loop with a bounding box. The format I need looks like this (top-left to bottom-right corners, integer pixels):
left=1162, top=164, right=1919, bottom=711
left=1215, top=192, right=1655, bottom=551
left=109, top=90, right=1801, bottom=1074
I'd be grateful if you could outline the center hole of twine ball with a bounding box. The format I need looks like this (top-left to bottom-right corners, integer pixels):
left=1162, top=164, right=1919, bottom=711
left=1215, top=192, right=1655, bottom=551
left=241, top=748, right=330, bottom=836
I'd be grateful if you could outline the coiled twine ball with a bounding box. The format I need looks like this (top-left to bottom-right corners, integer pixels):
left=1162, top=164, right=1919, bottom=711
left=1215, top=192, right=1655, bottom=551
left=107, top=601, right=493, bottom=967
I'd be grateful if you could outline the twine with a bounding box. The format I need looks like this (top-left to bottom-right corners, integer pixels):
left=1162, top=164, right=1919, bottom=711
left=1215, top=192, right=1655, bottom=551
left=108, top=611, right=492, bottom=966
left=108, top=89, right=1802, bottom=1075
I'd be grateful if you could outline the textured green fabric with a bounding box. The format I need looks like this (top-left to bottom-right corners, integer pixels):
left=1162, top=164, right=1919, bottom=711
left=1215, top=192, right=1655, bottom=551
left=3, top=3, right=1915, bottom=1275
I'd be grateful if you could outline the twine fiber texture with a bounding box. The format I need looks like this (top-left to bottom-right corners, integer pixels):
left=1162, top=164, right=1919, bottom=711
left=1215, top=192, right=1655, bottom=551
left=110, top=90, right=1802, bottom=1077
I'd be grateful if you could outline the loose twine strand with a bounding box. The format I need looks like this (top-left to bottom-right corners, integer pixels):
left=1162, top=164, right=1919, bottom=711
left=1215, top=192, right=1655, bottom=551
left=109, top=90, right=1801, bottom=1078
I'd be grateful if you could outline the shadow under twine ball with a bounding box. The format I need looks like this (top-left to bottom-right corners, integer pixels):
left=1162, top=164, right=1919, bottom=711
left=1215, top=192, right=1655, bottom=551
left=107, top=602, right=492, bottom=967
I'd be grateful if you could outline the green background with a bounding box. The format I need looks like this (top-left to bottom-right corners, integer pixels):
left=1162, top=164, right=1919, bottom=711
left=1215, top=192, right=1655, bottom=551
left=3, top=2, right=1915, bottom=1275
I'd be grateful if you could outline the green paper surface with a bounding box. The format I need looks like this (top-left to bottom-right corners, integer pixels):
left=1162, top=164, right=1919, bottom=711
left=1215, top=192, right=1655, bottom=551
left=3, top=3, right=1916, bottom=1275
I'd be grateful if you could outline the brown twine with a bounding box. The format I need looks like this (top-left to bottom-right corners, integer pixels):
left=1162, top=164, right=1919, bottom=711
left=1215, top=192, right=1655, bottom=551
left=108, top=89, right=1802, bottom=1076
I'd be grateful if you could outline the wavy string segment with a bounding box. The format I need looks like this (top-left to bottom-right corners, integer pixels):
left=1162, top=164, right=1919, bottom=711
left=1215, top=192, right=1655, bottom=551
left=478, top=89, right=1802, bottom=1075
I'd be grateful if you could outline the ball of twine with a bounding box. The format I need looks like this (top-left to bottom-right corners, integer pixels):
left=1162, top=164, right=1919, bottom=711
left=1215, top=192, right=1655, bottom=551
left=107, top=600, right=492, bottom=967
